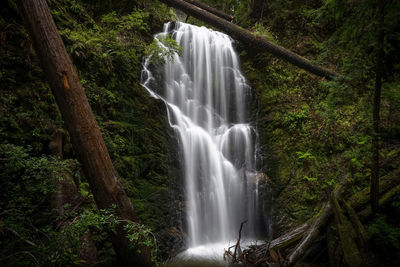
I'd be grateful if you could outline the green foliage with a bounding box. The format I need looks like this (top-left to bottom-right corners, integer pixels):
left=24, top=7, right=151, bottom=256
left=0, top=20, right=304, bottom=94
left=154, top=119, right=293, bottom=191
left=145, top=35, right=182, bottom=65
left=252, top=22, right=276, bottom=42
left=0, top=144, right=68, bottom=212
left=0, top=144, right=91, bottom=265
left=296, top=151, right=315, bottom=160
left=43, top=207, right=119, bottom=265
left=368, top=216, right=400, bottom=251
left=283, top=106, right=309, bottom=131
left=1, top=0, right=178, bottom=264
left=101, top=9, right=150, bottom=32
left=124, top=222, right=159, bottom=265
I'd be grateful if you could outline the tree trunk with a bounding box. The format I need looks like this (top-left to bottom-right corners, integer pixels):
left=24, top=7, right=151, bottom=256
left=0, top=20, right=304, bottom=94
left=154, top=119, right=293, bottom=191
left=349, top=168, right=399, bottom=210
left=360, top=184, right=400, bottom=220
left=160, top=0, right=339, bottom=80
left=183, top=0, right=233, bottom=21
left=371, top=0, right=385, bottom=215
left=17, top=0, right=152, bottom=265
left=331, top=193, right=362, bottom=267
left=286, top=180, right=348, bottom=266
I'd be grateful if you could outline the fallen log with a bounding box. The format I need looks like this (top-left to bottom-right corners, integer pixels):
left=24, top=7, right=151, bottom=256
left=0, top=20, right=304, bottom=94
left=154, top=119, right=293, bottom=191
left=240, top=171, right=400, bottom=265
left=240, top=222, right=308, bottom=265
left=348, top=169, right=400, bottom=210
left=342, top=200, right=367, bottom=247
left=242, top=172, right=400, bottom=264
left=159, top=0, right=339, bottom=80
left=246, top=221, right=309, bottom=260
left=286, top=204, right=331, bottom=265
left=331, top=192, right=362, bottom=267
left=358, top=184, right=400, bottom=220
left=183, top=0, right=233, bottom=21
left=286, top=180, right=348, bottom=265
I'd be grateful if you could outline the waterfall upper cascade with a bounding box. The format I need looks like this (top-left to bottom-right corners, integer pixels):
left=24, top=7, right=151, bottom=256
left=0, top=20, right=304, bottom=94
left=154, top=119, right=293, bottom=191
left=141, top=22, right=262, bottom=257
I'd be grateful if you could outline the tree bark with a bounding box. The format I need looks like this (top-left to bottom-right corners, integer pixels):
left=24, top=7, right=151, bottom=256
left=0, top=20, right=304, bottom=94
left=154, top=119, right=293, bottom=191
left=286, top=180, right=348, bottom=266
left=331, top=193, right=362, bottom=267
left=349, top=168, right=399, bottom=210
left=240, top=173, right=400, bottom=265
left=183, top=0, right=233, bottom=21
left=160, top=0, right=339, bottom=80
left=371, top=0, right=385, bottom=215
left=360, top=184, right=400, bottom=220
left=17, top=0, right=152, bottom=265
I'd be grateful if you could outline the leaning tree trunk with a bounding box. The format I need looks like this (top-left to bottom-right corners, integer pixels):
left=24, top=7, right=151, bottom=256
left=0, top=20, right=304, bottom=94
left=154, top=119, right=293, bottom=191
left=160, top=0, right=339, bottom=80
left=17, top=0, right=152, bottom=265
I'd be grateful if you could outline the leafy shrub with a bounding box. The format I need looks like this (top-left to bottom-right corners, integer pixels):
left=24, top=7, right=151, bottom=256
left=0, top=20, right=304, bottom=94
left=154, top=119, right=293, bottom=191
left=145, top=35, right=182, bottom=65
left=368, top=216, right=400, bottom=252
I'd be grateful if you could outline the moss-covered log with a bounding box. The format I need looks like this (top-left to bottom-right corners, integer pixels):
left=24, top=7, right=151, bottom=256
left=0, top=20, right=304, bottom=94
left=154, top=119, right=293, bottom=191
left=342, top=200, right=367, bottom=247
left=159, top=0, right=339, bottom=80
left=358, top=184, right=400, bottom=220
left=241, top=172, right=399, bottom=265
left=331, top=193, right=362, bottom=267
left=348, top=170, right=400, bottom=211
left=286, top=180, right=348, bottom=265
left=242, top=222, right=309, bottom=264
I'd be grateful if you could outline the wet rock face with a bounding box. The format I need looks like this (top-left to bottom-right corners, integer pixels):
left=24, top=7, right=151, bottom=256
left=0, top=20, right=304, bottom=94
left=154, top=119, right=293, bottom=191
left=164, top=131, right=187, bottom=258
left=139, top=98, right=187, bottom=260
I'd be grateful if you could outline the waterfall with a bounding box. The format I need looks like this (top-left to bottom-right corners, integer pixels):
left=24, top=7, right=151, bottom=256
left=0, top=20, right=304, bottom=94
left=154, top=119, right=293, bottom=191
left=141, top=22, right=261, bottom=253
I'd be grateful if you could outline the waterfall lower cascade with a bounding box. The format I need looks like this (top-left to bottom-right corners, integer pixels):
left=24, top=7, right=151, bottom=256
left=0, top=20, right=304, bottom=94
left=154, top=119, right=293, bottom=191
left=142, top=22, right=263, bottom=260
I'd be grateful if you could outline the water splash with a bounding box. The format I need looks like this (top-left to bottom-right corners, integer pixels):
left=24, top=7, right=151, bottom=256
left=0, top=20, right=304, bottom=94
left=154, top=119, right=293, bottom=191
left=141, top=22, right=261, bottom=251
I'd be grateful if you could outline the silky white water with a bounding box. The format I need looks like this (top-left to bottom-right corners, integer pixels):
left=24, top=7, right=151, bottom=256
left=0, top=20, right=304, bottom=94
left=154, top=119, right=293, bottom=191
left=141, top=22, right=261, bottom=259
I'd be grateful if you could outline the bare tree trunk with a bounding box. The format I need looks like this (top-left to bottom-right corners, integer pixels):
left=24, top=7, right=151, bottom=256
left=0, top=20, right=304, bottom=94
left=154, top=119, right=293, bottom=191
left=160, top=0, right=339, bottom=80
left=17, top=0, right=153, bottom=265
left=371, top=0, right=385, bottom=215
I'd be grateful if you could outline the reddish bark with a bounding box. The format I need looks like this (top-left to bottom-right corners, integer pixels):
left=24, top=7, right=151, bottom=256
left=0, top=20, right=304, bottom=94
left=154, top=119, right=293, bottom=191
left=17, top=0, right=153, bottom=265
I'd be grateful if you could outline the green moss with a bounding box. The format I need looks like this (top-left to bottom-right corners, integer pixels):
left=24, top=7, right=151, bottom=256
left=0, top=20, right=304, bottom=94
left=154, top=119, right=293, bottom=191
left=1, top=0, right=178, bottom=263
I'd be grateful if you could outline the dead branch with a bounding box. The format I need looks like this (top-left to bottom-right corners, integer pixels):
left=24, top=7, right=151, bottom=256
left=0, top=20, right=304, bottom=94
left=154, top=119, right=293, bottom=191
left=233, top=220, right=247, bottom=263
